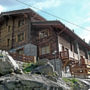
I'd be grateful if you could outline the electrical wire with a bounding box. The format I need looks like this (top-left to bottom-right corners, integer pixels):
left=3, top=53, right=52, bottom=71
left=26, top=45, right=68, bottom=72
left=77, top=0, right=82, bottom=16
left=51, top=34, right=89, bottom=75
left=15, top=0, right=90, bottom=32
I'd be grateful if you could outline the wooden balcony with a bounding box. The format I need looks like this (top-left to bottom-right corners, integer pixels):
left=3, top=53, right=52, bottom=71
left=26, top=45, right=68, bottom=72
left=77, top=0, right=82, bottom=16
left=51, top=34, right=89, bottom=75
left=60, top=50, right=78, bottom=61
left=60, top=50, right=90, bottom=77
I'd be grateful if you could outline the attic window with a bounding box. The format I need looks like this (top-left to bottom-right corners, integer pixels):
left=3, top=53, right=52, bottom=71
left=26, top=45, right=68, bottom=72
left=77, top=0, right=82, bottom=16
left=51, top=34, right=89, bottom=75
left=18, top=19, right=24, bottom=27
left=39, top=30, right=49, bottom=39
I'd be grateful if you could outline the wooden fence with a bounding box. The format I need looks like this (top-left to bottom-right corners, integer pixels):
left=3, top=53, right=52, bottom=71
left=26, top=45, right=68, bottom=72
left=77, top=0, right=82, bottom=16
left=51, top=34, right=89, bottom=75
left=9, top=53, right=36, bottom=63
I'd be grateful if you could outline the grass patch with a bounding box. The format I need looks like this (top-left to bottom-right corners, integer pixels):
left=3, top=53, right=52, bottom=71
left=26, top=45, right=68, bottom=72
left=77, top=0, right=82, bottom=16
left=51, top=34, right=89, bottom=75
left=62, top=77, right=83, bottom=89
left=62, top=77, right=79, bottom=84
left=0, top=54, right=3, bottom=58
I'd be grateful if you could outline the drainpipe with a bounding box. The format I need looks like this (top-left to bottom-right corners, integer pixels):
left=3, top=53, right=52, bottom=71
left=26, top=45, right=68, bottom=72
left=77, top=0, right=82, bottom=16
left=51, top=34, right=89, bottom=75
left=27, top=14, right=31, bottom=43
left=11, top=16, right=15, bottom=49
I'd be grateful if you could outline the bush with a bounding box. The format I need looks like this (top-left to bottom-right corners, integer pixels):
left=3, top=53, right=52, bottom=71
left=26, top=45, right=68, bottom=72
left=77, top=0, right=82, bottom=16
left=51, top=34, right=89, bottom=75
left=22, top=63, right=39, bottom=73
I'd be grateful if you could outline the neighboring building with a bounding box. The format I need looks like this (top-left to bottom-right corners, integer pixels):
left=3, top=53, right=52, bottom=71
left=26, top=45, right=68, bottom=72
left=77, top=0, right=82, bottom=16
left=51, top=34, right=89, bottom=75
left=0, top=8, right=90, bottom=77
left=0, top=8, right=45, bottom=51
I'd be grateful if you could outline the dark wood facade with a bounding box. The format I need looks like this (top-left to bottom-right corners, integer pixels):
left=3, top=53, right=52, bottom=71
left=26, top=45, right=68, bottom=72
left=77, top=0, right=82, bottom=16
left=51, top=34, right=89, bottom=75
left=0, top=8, right=45, bottom=50
left=31, top=25, right=59, bottom=60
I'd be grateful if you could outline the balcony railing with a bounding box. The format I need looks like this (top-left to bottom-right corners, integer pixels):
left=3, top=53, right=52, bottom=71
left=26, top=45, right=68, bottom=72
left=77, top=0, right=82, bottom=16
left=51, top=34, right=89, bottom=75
left=60, top=50, right=78, bottom=61
left=9, top=53, right=36, bottom=63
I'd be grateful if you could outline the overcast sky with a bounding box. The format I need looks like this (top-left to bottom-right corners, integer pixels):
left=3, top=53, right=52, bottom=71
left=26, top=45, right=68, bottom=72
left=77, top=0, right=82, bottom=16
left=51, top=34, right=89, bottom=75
left=0, top=0, right=90, bottom=43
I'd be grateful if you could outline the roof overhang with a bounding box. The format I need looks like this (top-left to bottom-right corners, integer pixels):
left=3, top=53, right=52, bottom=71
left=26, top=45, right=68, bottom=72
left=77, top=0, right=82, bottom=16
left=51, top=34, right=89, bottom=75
left=0, top=8, right=46, bottom=23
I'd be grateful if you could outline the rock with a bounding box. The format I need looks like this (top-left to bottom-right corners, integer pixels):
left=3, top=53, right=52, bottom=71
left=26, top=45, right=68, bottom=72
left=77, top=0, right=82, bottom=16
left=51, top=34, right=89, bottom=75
left=31, top=61, right=60, bottom=82
left=0, top=50, right=22, bottom=76
left=31, top=61, right=56, bottom=75
left=0, top=74, right=69, bottom=90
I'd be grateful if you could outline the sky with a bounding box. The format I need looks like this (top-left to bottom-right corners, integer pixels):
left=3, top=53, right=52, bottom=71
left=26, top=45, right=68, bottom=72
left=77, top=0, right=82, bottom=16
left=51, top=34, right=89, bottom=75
left=0, top=0, right=90, bottom=43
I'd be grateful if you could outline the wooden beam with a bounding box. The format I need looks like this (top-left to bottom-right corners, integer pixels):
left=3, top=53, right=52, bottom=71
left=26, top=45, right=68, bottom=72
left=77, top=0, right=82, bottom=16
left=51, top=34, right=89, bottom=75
left=58, top=26, right=66, bottom=35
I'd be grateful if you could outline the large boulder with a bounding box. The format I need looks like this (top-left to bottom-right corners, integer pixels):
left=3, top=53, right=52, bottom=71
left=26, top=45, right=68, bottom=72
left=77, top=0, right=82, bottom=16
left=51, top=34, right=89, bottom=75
left=31, top=59, right=59, bottom=81
left=0, top=50, right=21, bottom=76
left=31, top=59, right=55, bottom=75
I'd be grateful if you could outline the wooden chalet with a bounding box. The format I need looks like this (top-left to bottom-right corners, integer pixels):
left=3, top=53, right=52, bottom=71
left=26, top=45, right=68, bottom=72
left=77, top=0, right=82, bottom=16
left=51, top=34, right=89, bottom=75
left=0, top=8, right=90, bottom=77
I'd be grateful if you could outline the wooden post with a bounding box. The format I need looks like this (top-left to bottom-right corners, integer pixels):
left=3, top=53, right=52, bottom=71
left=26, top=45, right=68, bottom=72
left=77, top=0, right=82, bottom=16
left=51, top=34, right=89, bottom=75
left=34, top=56, right=36, bottom=63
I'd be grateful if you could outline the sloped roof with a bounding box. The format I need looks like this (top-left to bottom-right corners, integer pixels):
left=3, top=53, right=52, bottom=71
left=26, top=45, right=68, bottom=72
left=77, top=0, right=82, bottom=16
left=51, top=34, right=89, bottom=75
left=0, top=8, right=46, bottom=21
left=32, top=21, right=90, bottom=51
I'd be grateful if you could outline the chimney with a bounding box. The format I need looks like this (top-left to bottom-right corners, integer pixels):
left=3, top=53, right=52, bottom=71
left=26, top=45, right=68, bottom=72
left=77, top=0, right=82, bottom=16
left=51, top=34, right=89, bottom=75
left=72, top=29, right=74, bottom=32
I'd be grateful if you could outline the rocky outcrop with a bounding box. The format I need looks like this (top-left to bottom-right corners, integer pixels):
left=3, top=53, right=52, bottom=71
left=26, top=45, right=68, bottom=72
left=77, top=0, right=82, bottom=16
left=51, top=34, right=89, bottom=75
left=0, top=74, right=69, bottom=90
left=0, top=50, right=69, bottom=90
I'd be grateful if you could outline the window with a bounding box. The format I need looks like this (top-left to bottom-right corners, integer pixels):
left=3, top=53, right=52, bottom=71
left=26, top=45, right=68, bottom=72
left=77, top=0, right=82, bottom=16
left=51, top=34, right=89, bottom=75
left=8, top=25, right=11, bottom=32
left=18, top=33, right=24, bottom=42
left=18, top=19, right=24, bottom=27
left=74, top=44, right=78, bottom=54
left=6, top=19, right=8, bottom=26
left=39, top=30, right=49, bottom=39
left=17, top=48, right=24, bottom=55
left=70, top=41, right=73, bottom=51
left=7, top=39, right=10, bottom=46
left=14, top=36, right=16, bottom=43
left=40, top=45, right=50, bottom=55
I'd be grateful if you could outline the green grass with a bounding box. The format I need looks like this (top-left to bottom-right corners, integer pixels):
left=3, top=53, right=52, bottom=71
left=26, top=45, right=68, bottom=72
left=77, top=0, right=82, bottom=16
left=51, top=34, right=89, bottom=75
left=62, top=77, right=78, bottom=83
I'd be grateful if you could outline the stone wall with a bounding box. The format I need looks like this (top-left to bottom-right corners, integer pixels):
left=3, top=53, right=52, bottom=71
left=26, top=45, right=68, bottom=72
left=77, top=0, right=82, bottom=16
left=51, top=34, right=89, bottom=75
left=24, top=43, right=37, bottom=57
left=49, top=59, right=62, bottom=77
